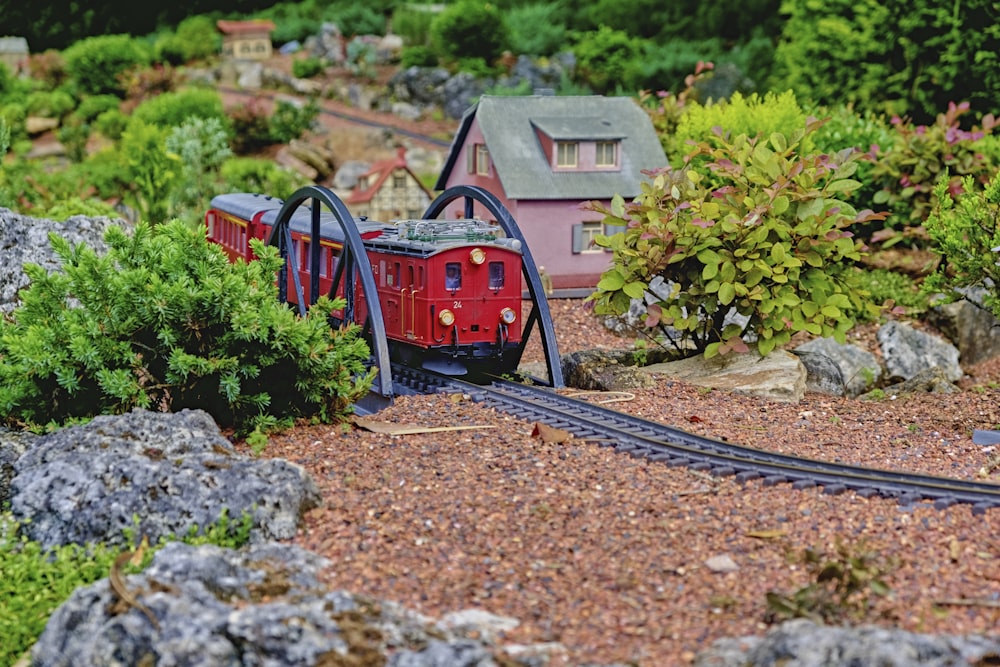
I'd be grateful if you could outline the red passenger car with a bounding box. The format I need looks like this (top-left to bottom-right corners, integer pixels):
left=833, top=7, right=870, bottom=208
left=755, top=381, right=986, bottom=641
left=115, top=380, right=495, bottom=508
left=205, top=192, right=524, bottom=378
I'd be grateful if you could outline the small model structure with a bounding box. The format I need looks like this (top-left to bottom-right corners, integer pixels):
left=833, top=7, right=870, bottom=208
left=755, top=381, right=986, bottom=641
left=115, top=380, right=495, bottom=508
left=0, top=36, right=29, bottom=75
left=346, top=147, right=434, bottom=221
left=217, top=19, right=277, bottom=61
left=436, top=94, right=668, bottom=294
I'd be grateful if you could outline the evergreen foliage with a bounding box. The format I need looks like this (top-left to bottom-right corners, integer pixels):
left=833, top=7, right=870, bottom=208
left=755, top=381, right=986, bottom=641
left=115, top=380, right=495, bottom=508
left=586, top=123, right=884, bottom=358
left=129, top=88, right=227, bottom=130
left=571, top=26, right=642, bottom=95
left=62, top=34, right=152, bottom=97
left=773, top=0, right=1000, bottom=124
left=429, top=0, right=511, bottom=65
left=0, top=221, right=374, bottom=432
left=923, top=173, right=1000, bottom=320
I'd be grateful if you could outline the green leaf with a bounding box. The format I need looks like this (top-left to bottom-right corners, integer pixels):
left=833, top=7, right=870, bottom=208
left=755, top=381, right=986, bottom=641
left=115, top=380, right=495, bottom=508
left=610, top=193, right=626, bottom=218
left=597, top=270, right=626, bottom=291
left=825, top=178, right=862, bottom=193
left=623, top=281, right=646, bottom=299
left=719, top=282, right=736, bottom=305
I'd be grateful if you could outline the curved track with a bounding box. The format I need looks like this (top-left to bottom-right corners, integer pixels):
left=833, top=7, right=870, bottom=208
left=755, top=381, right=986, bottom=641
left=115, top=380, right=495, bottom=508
left=392, top=366, right=1000, bottom=514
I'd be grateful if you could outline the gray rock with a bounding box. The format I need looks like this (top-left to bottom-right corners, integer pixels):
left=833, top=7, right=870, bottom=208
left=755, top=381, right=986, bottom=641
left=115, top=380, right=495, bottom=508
left=877, top=321, right=962, bottom=382
left=10, top=409, right=320, bottom=549
left=332, top=159, right=372, bottom=190
left=793, top=337, right=883, bottom=397
left=0, top=208, right=125, bottom=313
left=926, top=291, right=1000, bottom=366
left=791, top=350, right=847, bottom=396
left=32, top=541, right=503, bottom=667
left=693, top=619, right=1000, bottom=667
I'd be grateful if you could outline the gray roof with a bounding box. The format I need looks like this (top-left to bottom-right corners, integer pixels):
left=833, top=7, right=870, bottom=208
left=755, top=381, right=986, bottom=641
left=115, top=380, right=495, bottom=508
left=436, top=95, right=668, bottom=200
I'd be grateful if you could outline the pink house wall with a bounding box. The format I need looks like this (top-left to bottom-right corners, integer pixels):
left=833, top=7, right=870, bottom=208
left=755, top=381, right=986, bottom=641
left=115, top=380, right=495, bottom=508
left=441, top=120, right=616, bottom=292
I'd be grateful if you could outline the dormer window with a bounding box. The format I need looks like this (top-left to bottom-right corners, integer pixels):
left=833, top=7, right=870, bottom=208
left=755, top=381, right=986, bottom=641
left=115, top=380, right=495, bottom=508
left=596, top=141, right=618, bottom=167
left=556, top=141, right=578, bottom=168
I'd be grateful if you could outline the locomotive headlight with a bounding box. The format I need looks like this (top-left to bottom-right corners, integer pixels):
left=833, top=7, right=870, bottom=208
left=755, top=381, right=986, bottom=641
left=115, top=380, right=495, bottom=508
left=438, top=309, right=456, bottom=326
left=500, top=307, right=516, bottom=325
left=469, top=248, right=486, bottom=265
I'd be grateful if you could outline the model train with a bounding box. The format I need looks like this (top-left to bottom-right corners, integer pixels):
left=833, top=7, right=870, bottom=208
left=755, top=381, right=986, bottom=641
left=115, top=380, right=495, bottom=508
left=205, top=192, right=527, bottom=378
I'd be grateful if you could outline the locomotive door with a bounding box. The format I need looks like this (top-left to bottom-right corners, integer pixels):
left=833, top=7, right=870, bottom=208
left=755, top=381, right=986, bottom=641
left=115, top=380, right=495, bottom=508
left=400, top=262, right=419, bottom=341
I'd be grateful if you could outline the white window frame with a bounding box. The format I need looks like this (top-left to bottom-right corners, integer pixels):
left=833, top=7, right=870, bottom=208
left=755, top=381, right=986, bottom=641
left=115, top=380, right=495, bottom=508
left=556, top=141, right=578, bottom=168
left=596, top=141, right=618, bottom=167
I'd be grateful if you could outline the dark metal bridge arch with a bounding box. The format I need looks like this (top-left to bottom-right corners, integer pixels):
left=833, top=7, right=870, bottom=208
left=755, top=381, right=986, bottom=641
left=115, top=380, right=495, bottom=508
left=263, top=184, right=563, bottom=406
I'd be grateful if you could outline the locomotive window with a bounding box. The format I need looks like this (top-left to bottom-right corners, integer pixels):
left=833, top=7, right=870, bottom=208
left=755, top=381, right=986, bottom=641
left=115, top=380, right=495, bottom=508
left=407, top=265, right=414, bottom=287
left=380, top=259, right=387, bottom=287
left=445, top=262, right=462, bottom=290
left=384, top=260, right=393, bottom=286
left=319, top=246, right=328, bottom=277
left=418, top=266, right=425, bottom=289
left=394, top=262, right=401, bottom=288
left=488, top=262, right=504, bottom=290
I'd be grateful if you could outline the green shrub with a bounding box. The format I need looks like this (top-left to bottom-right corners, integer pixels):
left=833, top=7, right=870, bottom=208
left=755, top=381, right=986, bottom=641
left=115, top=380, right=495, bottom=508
left=93, top=107, right=128, bottom=141
left=219, top=157, right=311, bottom=195
left=25, top=90, right=77, bottom=120
left=164, top=116, right=233, bottom=220
left=430, top=0, right=510, bottom=65
left=153, top=15, right=221, bottom=65
left=63, top=34, right=152, bottom=97
left=330, top=3, right=386, bottom=37
left=73, top=94, right=121, bottom=123
left=129, top=88, right=226, bottom=130
left=675, top=90, right=812, bottom=163
left=400, top=45, right=439, bottom=68
left=586, top=123, right=884, bottom=358
left=393, top=4, right=437, bottom=46
left=923, top=173, right=1000, bottom=319
left=0, top=221, right=375, bottom=433
left=226, top=98, right=274, bottom=154
left=571, top=26, right=642, bottom=95
left=506, top=3, right=568, bottom=57
left=772, top=0, right=1000, bottom=124
left=292, top=56, right=326, bottom=79
left=269, top=98, right=319, bottom=144
left=868, top=102, right=998, bottom=248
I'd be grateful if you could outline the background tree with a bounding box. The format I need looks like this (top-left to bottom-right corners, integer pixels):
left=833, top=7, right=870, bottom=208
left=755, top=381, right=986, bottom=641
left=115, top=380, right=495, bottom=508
left=773, top=0, right=1000, bottom=124
left=429, top=0, right=510, bottom=65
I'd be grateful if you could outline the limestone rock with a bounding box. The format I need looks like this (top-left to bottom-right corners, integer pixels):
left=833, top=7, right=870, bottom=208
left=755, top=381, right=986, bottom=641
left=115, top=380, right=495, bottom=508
left=642, top=349, right=807, bottom=403
left=877, top=321, right=962, bottom=382
left=927, top=292, right=1000, bottom=366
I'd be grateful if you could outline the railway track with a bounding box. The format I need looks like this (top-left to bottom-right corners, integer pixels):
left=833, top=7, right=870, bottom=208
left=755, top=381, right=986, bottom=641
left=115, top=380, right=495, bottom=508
left=391, top=366, right=1000, bottom=514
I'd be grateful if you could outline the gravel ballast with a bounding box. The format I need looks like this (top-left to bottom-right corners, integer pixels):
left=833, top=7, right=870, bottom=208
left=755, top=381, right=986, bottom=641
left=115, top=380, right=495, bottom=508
left=248, top=300, right=1000, bottom=666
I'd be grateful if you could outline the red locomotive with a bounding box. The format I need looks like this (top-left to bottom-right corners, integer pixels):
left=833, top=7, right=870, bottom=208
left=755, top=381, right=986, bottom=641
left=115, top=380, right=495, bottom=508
left=205, top=191, right=526, bottom=378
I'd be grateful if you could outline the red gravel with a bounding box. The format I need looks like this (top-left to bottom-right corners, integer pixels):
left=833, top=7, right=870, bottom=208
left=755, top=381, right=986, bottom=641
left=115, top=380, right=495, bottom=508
left=249, top=300, right=1000, bottom=666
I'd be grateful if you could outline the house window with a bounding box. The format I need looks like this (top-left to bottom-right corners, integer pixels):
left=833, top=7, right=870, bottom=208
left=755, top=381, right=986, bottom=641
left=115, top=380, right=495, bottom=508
left=476, top=144, right=490, bottom=175
left=571, top=221, right=603, bottom=254
left=393, top=173, right=406, bottom=189
left=596, top=141, right=618, bottom=167
left=556, top=141, right=578, bottom=168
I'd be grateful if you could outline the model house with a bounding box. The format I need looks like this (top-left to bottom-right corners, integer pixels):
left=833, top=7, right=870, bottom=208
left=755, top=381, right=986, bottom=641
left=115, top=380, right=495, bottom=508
left=0, top=36, right=29, bottom=75
left=435, top=94, right=669, bottom=294
left=217, top=19, right=276, bottom=61
left=345, top=147, right=434, bottom=221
